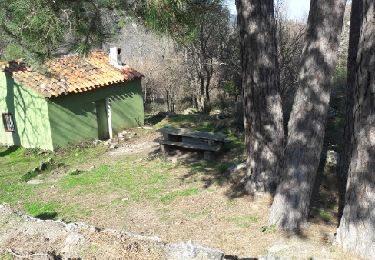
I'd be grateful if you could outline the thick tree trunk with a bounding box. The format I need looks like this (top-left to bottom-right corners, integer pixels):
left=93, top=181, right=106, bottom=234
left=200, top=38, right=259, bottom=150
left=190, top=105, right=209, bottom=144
left=336, top=1, right=375, bottom=257
left=269, top=0, right=346, bottom=231
left=236, top=0, right=284, bottom=194
left=337, top=0, right=362, bottom=223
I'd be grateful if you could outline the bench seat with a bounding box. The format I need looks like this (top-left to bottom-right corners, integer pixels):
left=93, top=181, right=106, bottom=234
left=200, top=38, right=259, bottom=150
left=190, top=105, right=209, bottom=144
left=160, top=140, right=221, bottom=152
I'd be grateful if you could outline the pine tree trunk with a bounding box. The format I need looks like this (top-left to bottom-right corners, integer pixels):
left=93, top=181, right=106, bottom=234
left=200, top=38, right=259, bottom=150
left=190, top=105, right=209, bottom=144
left=336, top=1, right=375, bottom=257
left=269, top=0, right=346, bottom=231
left=236, top=0, right=284, bottom=194
left=337, top=0, right=362, bottom=223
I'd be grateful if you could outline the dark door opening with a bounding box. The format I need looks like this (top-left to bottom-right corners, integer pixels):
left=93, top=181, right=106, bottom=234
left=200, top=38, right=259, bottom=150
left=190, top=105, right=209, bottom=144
left=96, top=99, right=111, bottom=140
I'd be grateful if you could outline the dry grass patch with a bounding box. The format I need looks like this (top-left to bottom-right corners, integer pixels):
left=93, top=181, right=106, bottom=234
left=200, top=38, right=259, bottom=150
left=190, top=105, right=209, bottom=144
left=0, top=122, right=360, bottom=259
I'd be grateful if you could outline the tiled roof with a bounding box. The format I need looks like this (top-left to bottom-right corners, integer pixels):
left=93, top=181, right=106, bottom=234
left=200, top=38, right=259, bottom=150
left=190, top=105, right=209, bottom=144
left=1, top=50, right=143, bottom=98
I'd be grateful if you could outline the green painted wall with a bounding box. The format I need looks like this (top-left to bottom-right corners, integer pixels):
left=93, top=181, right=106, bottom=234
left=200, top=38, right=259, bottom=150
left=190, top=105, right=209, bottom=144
left=0, top=72, right=53, bottom=150
left=48, top=79, right=144, bottom=149
left=0, top=72, right=143, bottom=151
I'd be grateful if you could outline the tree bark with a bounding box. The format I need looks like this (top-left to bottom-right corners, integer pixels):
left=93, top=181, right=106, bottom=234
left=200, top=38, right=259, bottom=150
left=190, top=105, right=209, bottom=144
left=269, top=0, right=346, bottom=231
left=205, top=61, right=212, bottom=103
left=165, top=89, right=171, bottom=112
left=337, top=0, right=363, bottom=223
left=198, top=76, right=207, bottom=112
left=236, top=0, right=284, bottom=194
left=336, top=1, right=375, bottom=257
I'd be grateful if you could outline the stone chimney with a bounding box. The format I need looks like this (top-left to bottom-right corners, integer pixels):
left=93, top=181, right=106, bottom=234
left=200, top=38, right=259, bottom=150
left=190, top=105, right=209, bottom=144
left=109, top=47, right=123, bottom=69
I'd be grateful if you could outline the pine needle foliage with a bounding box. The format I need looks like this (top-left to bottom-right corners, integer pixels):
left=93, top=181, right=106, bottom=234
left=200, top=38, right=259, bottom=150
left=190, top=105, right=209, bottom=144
left=0, top=0, right=224, bottom=64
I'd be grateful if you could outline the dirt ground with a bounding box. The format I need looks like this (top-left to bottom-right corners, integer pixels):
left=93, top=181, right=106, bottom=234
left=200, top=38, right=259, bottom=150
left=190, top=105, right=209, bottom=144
left=0, top=205, right=223, bottom=259
left=0, top=124, right=361, bottom=259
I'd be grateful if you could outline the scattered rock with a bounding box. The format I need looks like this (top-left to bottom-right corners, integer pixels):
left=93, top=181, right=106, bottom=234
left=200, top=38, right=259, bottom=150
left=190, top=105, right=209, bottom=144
left=165, top=241, right=224, bottom=260
left=209, top=109, right=222, bottom=116
left=183, top=108, right=198, bottom=115
left=267, top=243, right=290, bottom=254
left=93, top=139, right=103, bottom=146
left=0, top=206, right=225, bottom=260
left=68, top=169, right=82, bottom=176
left=37, top=150, right=50, bottom=156
left=23, top=158, right=56, bottom=182
left=26, top=179, right=44, bottom=185
left=259, top=255, right=282, bottom=260
left=31, top=167, right=39, bottom=173
left=39, top=157, right=53, bottom=171
left=228, top=162, right=246, bottom=173
left=326, top=150, right=338, bottom=167
left=109, top=143, right=119, bottom=149
left=141, top=126, right=154, bottom=130
left=60, top=233, right=85, bottom=258
left=171, top=157, right=178, bottom=164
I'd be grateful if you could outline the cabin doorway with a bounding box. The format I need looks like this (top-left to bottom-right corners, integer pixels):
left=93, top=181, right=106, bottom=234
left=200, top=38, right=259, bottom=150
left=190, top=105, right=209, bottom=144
left=96, top=98, right=112, bottom=140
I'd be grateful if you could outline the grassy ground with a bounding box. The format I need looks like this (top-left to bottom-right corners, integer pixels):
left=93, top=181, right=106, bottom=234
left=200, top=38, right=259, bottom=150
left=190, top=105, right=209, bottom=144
left=0, top=114, right=357, bottom=259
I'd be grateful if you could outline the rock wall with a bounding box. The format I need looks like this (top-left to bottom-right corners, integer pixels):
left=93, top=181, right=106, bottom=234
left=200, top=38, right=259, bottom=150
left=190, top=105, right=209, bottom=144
left=0, top=205, right=224, bottom=260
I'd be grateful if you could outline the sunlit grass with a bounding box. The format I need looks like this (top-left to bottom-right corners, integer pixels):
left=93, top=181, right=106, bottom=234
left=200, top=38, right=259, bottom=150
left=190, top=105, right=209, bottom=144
left=227, top=215, right=259, bottom=228
left=160, top=187, right=199, bottom=204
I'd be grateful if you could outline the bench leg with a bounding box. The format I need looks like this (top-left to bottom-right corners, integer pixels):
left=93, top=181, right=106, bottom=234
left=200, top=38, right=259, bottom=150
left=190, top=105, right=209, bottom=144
left=161, top=144, right=170, bottom=154
left=204, top=151, right=214, bottom=160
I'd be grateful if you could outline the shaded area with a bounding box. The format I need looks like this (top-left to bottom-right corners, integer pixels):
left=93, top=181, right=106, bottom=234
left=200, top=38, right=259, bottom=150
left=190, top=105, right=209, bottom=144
left=48, top=80, right=143, bottom=149
left=0, top=145, right=18, bottom=157
left=34, top=211, right=58, bottom=220
left=149, top=112, right=346, bottom=234
left=1, top=69, right=52, bottom=149
left=149, top=113, right=248, bottom=200
left=0, top=122, right=356, bottom=259
left=145, top=113, right=167, bottom=126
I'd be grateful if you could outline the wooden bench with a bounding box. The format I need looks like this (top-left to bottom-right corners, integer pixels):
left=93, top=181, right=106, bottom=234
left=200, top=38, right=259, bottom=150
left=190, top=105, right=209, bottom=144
left=158, top=127, right=229, bottom=160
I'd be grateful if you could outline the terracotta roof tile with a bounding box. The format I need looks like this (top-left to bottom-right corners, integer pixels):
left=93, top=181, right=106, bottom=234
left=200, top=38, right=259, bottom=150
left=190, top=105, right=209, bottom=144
left=2, top=50, right=143, bottom=98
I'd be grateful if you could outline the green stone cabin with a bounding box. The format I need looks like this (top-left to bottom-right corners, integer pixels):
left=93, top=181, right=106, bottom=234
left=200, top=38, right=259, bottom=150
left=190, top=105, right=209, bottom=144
left=0, top=48, right=144, bottom=151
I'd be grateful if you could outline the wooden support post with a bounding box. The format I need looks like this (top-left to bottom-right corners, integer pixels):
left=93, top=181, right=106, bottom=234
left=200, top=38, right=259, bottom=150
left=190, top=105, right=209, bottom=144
left=161, top=144, right=170, bottom=154
left=161, top=145, right=166, bottom=153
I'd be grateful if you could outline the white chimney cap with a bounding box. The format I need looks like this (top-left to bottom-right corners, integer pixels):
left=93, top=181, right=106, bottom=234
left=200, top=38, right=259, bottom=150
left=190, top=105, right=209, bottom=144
left=109, top=47, right=123, bottom=69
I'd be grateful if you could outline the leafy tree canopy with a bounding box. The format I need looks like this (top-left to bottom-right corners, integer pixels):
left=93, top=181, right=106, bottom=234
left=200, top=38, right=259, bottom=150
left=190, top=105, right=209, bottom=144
left=0, top=0, right=224, bottom=64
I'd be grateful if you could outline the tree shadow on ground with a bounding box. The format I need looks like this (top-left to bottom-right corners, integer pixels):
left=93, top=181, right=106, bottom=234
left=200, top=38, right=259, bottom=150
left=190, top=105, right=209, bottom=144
left=148, top=113, right=247, bottom=199
left=151, top=140, right=249, bottom=199
left=148, top=112, right=342, bottom=241
left=309, top=152, right=339, bottom=226
left=0, top=146, right=19, bottom=157
left=144, top=113, right=167, bottom=125
left=34, top=211, right=58, bottom=220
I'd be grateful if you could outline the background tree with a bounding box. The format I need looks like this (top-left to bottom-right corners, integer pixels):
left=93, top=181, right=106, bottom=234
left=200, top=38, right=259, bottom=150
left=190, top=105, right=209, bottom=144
left=184, top=3, right=230, bottom=112
left=336, top=0, right=362, bottom=222
left=269, top=0, right=346, bottom=231
left=0, top=0, right=200, bottom=63
left=0, top=0, right=131, bottom=62
left=216, top=18, right=241, bottom=104
left=275, top=0, right=305, bottom=133
left=236, top=0, right=284, bottom=194
left=336, top=0, right=375, bottom=257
